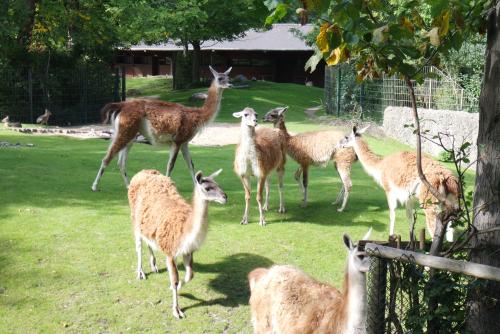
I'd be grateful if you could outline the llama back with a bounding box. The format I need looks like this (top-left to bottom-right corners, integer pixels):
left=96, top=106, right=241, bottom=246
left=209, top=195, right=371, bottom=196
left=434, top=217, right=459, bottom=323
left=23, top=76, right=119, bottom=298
left=288, top=130, right=346, bottom=166
left=249, top=265, right=345, bottom=334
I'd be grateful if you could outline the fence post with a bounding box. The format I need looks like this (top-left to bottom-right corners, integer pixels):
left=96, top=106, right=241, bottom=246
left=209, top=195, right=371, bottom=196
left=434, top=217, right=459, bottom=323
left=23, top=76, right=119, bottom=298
left=121, top=66, right=126, bottom=101
left=336, top=66, right=341, bottom=117
left=28, top=68, right=33, bottom=123
left=367, top=257, right=388, bottom=334
left=113, top=67, right=120, bottom=102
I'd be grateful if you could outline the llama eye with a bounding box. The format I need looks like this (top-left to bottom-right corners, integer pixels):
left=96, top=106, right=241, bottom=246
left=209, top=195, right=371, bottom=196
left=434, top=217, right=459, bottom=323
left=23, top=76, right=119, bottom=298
left=244, top=113, right=248, bottom=117
left=205, top=187, right=213, bottom=191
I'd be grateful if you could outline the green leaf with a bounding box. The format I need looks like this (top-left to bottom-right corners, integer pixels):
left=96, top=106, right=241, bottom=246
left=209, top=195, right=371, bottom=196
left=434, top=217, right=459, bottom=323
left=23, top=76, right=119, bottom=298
left=265, top=3, right=288, bottom=26
left=305, top=49, right=323, bottom=73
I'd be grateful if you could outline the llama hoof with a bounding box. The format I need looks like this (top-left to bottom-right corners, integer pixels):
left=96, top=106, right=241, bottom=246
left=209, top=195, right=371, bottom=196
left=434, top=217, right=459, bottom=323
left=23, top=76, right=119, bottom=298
left=278, top=207, right=286, bottom=213
left=259, top=219, right=267, bottom=227
left=184, top=273, right=193, bottom=284
left=301, top=202, right=308, bottom=208
left=240, top=218, right=248, bottom=225
left=151, top=265, right=159, bottom=273
left=337, top=207, right=345, bottom=212
left=91, top=184, right=99, bottom=192
left=137, top=270, right=146, bottom=280
left=172, top=307, right=185, bottom=319
left=262, top=205, right=269, bottom=211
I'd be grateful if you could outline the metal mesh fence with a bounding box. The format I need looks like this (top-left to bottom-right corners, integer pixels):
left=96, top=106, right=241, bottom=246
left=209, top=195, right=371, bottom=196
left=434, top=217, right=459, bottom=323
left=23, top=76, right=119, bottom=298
left=365, top=247, right=477, bottom=334
left=0, top=63, right=123, bottom=125
left=324, top=65, right=479, bottom=122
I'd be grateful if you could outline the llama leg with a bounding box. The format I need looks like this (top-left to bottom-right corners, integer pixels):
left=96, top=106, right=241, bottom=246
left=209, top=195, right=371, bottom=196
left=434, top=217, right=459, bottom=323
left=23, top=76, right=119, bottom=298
left=240, top=176, right=251, bottom=225
left=405, top=198, right=417, bottom=239
left=180, top=143, right=196, bottom=184
left=166, top=144, right=180, bottom=177
left=183, top=253, right=194, bottom=284
left=332, top=166, right=344, bottom=205
left=294, top=167, right=302, bottom=184
left=336, top=165, right=352, bottom=212
left=263, top=180, right=270, bottom=211
left=387, top=193, right=398, bottom=236
left=257, top=178, right=267, bottom=227
left=148, top=245, right=158, bottom=273
left=135, top=233, right=146, bottom=280
left=445, top=222, right=454, bottom=242
left=117, top=142, right=133, bottom=188
left=166, top=256, right=184, bottom=319
left=301, top=167, right=309, bottom=207
left=277, top=168, right=286, bottom=213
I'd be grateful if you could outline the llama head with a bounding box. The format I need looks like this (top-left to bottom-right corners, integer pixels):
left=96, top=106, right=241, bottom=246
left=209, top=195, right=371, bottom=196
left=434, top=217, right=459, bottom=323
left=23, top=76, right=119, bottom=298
left=194, top=169, right=227, bottom=204
left=209, top=66, right=232, bottom=89
left=1, top=116, right=8, bottom=123
left=233, top=107, right=258, bottom=128
left=263, top=106, right=288, bottom=124
left=343, top=228, right=372, bottom=273
left=338, top=125, right=370, bottom=148
left=45, top=109, right=52, bottom=116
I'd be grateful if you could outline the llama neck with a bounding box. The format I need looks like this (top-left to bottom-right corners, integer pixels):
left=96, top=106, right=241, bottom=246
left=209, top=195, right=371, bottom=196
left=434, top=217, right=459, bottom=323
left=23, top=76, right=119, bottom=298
left=201, top=81, right=223, bottom=124
left=190, top=190, right=209, bottom=229
left=353, top=138, right=383, bottom=183
left=240, top=124, right=256, bottom=148
left=275, top=118, right=291, bottom=139
left=342, top=264, right=367, bottom=334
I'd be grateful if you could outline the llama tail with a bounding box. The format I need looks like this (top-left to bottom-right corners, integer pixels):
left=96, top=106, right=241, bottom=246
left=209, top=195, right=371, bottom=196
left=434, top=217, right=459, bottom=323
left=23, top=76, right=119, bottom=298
left=248, top=268, right=269, bottom=291
left=100, top=102, right=122, bottom=124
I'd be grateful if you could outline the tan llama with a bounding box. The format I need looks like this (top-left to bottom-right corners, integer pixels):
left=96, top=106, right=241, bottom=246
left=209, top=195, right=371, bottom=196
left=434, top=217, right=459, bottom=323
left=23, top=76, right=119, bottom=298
left=339, top=126, right=459, bottom=241
left=36, top=109, right=52, bottom=126
left=92, top=66, right=232, bottom=191
left=248, top=229, right=372, bottom=334
left=2, top=116, right=21, bottom=128
left=128, top=168, right=227, bottom=318
left=233, top=107, right=287, bottom=226
left=264, top=107, right=357, bottom=211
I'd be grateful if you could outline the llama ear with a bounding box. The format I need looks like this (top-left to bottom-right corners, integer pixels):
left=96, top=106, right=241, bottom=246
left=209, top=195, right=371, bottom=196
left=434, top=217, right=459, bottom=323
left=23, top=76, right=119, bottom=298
left=362, top=227, right=372, bottom=241
left=343, top=233, right=354, bottom=250
left=224, top=67, right=232, bottom=75
left=358, top=125, right=370, bottom=134
left=277, top=106, right=288, bottom=115
left=195, top=171, right=203, bottom=184
left=352, top=126, right=357, bottom=135
left=208, top=169, right=223, bottom=179
left=233, top=111, right=243, bottom=118
left=209, top=66, right=218, bottom=77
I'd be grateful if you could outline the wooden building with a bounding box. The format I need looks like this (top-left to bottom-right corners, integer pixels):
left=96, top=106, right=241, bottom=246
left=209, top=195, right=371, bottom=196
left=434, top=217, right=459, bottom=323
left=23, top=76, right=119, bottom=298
left=115, top=24, right=325, bottom=87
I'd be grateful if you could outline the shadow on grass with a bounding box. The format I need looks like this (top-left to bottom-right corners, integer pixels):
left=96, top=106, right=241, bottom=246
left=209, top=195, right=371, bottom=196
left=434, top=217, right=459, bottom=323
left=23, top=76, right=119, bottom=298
left=180, top=252, right=273, bottom=311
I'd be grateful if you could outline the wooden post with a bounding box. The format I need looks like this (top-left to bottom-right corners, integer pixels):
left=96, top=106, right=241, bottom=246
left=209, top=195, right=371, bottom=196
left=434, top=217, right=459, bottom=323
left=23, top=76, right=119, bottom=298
left=366, top=257, right=387, bottom=334
left=419, top=229, right=425, bottom=250
left=336, top=66, right=341, bottom=117
left=121, top=66, right=126, bottom=101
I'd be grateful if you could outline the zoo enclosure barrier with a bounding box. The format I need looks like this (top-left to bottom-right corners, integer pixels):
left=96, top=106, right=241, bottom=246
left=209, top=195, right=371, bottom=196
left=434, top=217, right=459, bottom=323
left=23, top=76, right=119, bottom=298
left=363, top=240, right=500, bottom=334
left=324, top=65, right=479, bottom=121
left=0, top=64, right=126, bottom=126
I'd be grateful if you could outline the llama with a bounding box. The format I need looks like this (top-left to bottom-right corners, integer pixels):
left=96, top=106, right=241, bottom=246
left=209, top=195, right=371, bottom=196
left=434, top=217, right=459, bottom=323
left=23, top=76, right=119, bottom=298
left=91, top=66, right=232, bottom=191
left=36, top=109, right=52, bottom=126
left=2, top=116, right=22, bottom=128
left=339, top=126, right=459, bottom=241
left=233, top=107, right=287, bottom=226
left=263, top=107, right=357, bottom=211
left=128, top=168, right=227, bottom=319
left=248, top=229, right=372, bottom=334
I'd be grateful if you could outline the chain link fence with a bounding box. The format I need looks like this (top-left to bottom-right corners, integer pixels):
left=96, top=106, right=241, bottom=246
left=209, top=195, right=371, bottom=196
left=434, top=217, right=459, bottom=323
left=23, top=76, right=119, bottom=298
left=364, top=243, right=495, bottom=334
left=0, top=63, right=124, bottom=125
left=324, top=65, right=479, bottom=122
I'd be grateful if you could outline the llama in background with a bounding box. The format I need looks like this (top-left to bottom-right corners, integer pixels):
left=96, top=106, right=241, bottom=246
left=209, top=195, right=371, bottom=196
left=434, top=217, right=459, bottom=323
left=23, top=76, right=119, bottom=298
left=92, top=66, right=232, bottom=191
left=248, top=229, right=372, bottom=334
left=234, top=107, right=287, bottom=226
left=36, top=109, right=52, bottom=126
left=339, top=125, right=459, bottom=241
left=128, top=169, right=227, bottom=318
left=263, top=107, right=357, bottom=211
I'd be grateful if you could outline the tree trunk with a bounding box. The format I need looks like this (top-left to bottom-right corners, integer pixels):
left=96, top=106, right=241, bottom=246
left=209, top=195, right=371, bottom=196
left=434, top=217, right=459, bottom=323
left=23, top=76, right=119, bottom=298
left=17, top=0, right=37, bottom=49
left=466, top=2, right=500, bottom=333
left=191, top=40, right=201, bottom=85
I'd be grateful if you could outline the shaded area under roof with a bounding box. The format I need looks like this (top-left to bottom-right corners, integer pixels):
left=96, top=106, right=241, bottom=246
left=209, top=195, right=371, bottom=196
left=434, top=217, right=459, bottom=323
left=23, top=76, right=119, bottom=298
left=128, top=24, right=314, bottom=52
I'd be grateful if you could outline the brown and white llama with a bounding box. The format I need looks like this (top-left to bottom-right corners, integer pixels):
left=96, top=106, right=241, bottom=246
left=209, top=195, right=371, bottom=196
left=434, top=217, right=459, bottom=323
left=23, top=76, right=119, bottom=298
left=128, top=168, right=227, bottom=319
left=248, top=229, right=372, bottom=334
left=36, top=109, right=52, bottom=126
left=233, top=107, right=287, bottom=226
left=2, top=116, right=21, bottom=128
left=263, top=107, right=357, bottom=211
left=91, top=66, right=232, bottom=191
left=339, top=126, right=459, bottom=241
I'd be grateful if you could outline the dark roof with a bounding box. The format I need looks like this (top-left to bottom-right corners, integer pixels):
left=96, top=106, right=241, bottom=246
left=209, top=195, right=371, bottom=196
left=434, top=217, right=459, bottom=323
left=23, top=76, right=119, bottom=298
left=129, top=24, right=313, bottom=52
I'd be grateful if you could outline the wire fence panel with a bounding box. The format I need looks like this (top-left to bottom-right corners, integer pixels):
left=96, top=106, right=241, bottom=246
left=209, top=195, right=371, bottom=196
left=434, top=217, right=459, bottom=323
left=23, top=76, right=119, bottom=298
left=0, top=64, right=123, bottom=125
left=324, top=65, right=479, bottom=122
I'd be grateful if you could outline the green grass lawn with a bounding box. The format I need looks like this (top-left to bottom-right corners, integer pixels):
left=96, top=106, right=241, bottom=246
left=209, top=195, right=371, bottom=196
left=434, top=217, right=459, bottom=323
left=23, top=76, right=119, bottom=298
left=0, top=80, right=475, bottom=333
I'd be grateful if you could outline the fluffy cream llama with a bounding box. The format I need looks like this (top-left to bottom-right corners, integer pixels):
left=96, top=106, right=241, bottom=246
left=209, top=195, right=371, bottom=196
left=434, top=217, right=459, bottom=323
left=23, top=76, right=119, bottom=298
left=128, top=169, right=227, bottom=318
left=248, top=229, right=372, bottom=334
left=92, top=66, right=232, bottom=191
left=339, top=126, right=459, bottom=240
left=263, top=107, right=357, bottom=211
left=233, top=107, right=287, bottom=226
